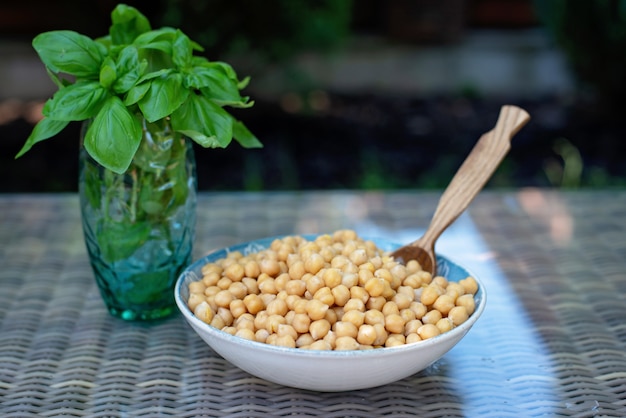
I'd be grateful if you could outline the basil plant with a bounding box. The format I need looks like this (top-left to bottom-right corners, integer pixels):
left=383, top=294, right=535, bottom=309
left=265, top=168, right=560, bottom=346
left=16, top=3, right=261, bottom=174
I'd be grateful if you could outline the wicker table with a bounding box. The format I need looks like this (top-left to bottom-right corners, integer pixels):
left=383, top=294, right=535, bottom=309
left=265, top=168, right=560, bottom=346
left=1, top=190, right=625, bottom=417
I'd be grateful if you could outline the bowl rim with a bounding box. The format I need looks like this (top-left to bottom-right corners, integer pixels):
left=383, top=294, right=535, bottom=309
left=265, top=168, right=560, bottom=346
left=175, top=234, right=486, bottom=358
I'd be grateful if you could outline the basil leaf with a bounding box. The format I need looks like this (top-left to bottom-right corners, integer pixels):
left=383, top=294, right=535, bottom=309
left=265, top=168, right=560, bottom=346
left=113, top=46, right=145, bottom=94
left=232, top=119, right=263, bottom=148
left=175, top=129, right=221, bottom=148
left=99, top=57, right=117, bottom=89
left=186, top=65, right=240, bottom=97
left=138, top=72, right=189, bottom=122
left=110, top=4, right=151, bottom=45
left=134, top=28, right=176, bottom=54
left=15, top=118, right=69, bottom=158
left=33, top=30, right=105, bottom=77
left=43, top=81, right=108, bottom=121
left=172, top=30, right=192, bottom=69
left=124, top=81, right=150, bottom=106
left=84, top=96, right=142, bottom=174
left=98, top=220, right=152, bottom=262
left=171, top=93, right=233, bottom=148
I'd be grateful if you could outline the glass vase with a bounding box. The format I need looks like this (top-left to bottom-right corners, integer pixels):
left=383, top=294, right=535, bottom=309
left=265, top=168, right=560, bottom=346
left=79, top=118, right=197, bottom=321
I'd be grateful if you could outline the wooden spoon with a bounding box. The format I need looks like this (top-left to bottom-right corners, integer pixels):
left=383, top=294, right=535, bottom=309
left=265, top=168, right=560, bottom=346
left=390, top=105, right=531, bottom=274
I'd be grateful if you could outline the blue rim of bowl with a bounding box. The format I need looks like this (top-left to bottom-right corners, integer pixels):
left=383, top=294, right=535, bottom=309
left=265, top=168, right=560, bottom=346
left=175, top=235, right=486, bottom=358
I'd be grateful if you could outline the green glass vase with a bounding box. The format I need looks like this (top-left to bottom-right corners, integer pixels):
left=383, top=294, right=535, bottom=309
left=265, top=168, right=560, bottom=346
left=79, top=118, right=197, bottom=320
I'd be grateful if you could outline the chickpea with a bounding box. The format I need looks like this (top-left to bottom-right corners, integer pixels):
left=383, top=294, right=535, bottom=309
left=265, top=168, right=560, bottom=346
left=357, top=324, right=377, bottom=345
left=421, top=309, right=443, bottom=325
left=243, top=294, right=264, bottom=315
left=305, top=253, right=325, bottom=275
left=366, top=296, right=386, bottom=311
left=380, top=302, right=397, bottom=317
left=358, top=268, right=374, bottom=286
left=258, top=278, right=277, bottom=295
left=292, top=313, right=311, bottom=334
left=456, top=294, right=476, bottom=315
left=322, top=268, right=342, bottom=288
left=384, top=314, right=405, bottom=334
left=255, top=329, right=269, bottom=343
left=448, top=306, right=469, bottom=326
left=296, top=333, right=314, bottom=348
left=306, top=299, right=329, bottom=321
left=421, top=285, right=441, bottom=306
left=402, top=273, right=421, bottom=289
left=334, top=321, right=358, bottom=339
left=225, top=263, right=245, bottom=282
left=266, top=298, right=288, bottom=316
left=260, top=258, right=281, bottom=276
left=364, top=277, right=385, bottom=297
left=194, top=301, right=214, bottom=324
left=350, top=286, right=369, bottom=304
left=406, top=333, right=421, bottom=344
left=305, top=275, right=325, bottom=295
left=341, top=273, right=359, bottom=288
left=343, top=298, right=365, bottom=312
left=229, top=282, right=248, bottom=300
left=217, top=307, right=234, bottom=326
left=314, top=287, right=335, bottom=306
left=242, top=277, right=259, bottom=295
left=436, top=317, right=454, bottom=334
left=433, top=275, right=448, bottom=288
left=404, top=319, right=423, bottom=335
left=266, top=314, right=286, bottom=333
left=335, top=336, right=360, bottom=351
left=432, top=294, right=455, bottom=315
left=446, top=282, right=465, bottom=300
left=289, top=260, right=306, bottom=280
left=342, top=309, right=365, bottom=328
left=202, top=263, right=222, bottom=276
left=274, top=335, right=297, bottom=348
left=349, top=248, right=368, bottom=266
left=217, top=277, right=233, bottom=290
left=307, top=340, right=332, bottom=350
left=285, top=279, right=306, bottom=296
left=417, top=323, right=441, bottom=340
left=189, top=281, right=206, bottom=294
left=399, top=308, right=416, bottom=324
left=323, top=330, right=337, bottom=349
left=325, top=307, right=339, bottom=326
left=214, top=290, right=233, bottom=308
left=364, top=309, right=385, bottom=326
left=235, top=328, right=256, bottom=341
left=210, top=315, right=225, bottom=330
left=229, top=299, right=247, bottom=319
left=385, top=334, right=405, bottom=347
left=277, top=324, right=298, bottom=340
left=310, top=319, right=331, bottom=340
left=372, top=323, right=388, bottom=346
left=331, top=284, right=351, bottom=307
left=187, top=293, right=206, bottom=311
left=460, top=277, right=479, bottom=295
left=409, top=301, right=427, bottom=319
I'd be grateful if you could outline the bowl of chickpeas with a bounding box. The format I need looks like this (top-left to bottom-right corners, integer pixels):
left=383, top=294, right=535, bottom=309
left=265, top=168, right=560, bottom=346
left=175, top=230, right=485, bottom=391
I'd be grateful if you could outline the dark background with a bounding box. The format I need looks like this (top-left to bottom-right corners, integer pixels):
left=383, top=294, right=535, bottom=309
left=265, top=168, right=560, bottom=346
left=1, top=0, right=625, bottom=192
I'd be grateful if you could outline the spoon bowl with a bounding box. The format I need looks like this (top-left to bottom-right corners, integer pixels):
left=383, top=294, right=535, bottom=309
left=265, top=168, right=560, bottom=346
left=391, top=105, right=530, bottom=274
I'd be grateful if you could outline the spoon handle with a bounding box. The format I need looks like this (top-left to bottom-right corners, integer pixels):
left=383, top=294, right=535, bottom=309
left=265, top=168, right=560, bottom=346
left=419, top=105, right=531, bottom=247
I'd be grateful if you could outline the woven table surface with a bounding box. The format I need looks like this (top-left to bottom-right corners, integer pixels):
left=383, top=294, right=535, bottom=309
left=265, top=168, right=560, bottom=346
left=1, top=190, right=625, bottom=417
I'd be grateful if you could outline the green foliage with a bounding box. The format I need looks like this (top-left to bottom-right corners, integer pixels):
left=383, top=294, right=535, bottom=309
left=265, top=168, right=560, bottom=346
left=534, top=0, right=626, bottom=115
left=160, top=0, right=353, bottom=61
left=16, top=3, right=261, bottom=174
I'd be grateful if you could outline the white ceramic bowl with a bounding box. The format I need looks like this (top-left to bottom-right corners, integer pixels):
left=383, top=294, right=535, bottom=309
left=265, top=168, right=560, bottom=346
left=175, top=235, right=486, bottom=392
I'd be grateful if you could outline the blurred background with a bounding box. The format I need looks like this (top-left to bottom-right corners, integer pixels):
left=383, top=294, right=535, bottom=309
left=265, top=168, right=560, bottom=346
left=1, top=0, right=625, bottom=192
